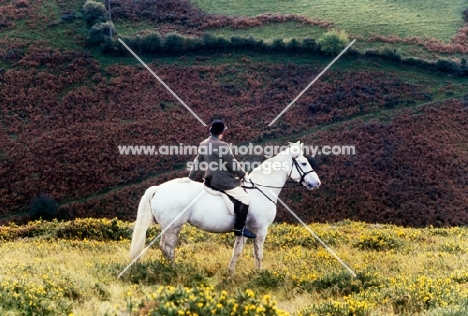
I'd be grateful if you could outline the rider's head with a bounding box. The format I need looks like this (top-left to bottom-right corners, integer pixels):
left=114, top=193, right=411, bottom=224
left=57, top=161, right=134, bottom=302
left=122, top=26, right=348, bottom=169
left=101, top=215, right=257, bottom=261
left=210, top=120, right=227, bottom=138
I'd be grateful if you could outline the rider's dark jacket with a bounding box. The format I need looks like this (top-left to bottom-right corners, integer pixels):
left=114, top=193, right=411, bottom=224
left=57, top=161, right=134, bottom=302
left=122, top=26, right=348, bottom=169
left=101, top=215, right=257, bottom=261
left=188, top=135, right=246, bottom=190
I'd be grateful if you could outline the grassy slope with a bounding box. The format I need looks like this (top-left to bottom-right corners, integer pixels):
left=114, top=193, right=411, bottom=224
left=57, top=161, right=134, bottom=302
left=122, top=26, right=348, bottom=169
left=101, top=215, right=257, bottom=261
left=192, top=0, right=466, bottom=41
left=1, top=0, right=88, bottom=50
left=2, top=1, right=467, bottom=220
left=1, top=219, right=468, bottom=315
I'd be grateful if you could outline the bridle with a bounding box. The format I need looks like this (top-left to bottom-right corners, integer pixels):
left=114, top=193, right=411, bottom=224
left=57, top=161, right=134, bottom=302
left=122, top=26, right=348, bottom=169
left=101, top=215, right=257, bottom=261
left=289, top=156, right=316, bottom=186
left=242, top=154, right=317, bottom=204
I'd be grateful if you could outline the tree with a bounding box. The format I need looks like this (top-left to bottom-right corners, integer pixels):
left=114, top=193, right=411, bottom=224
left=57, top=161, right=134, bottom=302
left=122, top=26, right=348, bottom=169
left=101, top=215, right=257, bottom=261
left=82, top=0, right=107, bottom=27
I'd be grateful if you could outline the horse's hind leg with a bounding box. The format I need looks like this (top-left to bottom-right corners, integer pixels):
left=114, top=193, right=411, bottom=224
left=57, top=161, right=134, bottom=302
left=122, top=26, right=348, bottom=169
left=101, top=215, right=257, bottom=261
left=228, top=236, right=247, bottom=274
left=159, top=225, right=182, bottom=262
left=253, top=228, right=268, bottom=270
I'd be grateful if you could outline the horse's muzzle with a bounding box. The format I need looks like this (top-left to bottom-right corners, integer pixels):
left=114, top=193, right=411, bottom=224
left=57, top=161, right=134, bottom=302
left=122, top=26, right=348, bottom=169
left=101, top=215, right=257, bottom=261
left=306, top=181, right=321, bottom=190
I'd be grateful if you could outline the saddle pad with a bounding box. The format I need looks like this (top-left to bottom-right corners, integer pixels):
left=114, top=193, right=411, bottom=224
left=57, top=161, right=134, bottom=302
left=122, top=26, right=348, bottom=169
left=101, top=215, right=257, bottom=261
left=203, top=186, right=235, bottom=215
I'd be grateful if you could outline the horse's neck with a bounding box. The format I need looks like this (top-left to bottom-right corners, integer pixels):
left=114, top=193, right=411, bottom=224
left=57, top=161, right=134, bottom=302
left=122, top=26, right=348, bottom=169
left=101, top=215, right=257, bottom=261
left=249, top=155, right=289, bottom=202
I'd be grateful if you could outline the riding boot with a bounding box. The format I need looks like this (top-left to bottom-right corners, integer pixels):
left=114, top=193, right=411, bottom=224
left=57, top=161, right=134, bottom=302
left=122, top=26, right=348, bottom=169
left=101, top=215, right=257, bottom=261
left=233, top=201, right=257, bottom=238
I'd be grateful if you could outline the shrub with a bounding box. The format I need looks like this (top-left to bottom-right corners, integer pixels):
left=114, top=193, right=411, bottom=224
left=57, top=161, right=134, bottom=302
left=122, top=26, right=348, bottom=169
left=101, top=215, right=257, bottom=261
left=82, top=0, right=107, bottom=27
left=437, top=58, right=461, bottom=75
left=87, top=22, right=115, bottom=45
left=201, top=34, right=232, bottom=51
left=185, top=36, right=203, bottom=51
left=0, top=264, right=78, bottom=315
left=101, top=37, right=125, bottom=55
left=319, top=29, right=349, bottom=55
left=130, top=286, right=286, bottom=316
left=140, top=32, right=162, bottom=53
left=213, top=35, right=232, bottom=49
left=202, top=33, right=218, bottom=48
left=353, top=230, right=403, bottom=251
left=163, top=32, right=187, bottom=52
left=269, top=38, right=286, bottom=52
left=87, top=24, right=105, bottom=44
left=286, top=38, right=301, bottom=52
left=381, top=45, right=401, bottom=61
left=247, top=270, right=286, bottom=289
left=402, top=56, right=437, bottom=71
left=244, top=36, right=259, bottom=49
left=364, top=48, right=381, bottom=57
left=302, top=38, right=319, bottom=52
left=14, top=0, right=29, bottom=8
left=29, top=194, right=59, bottom=221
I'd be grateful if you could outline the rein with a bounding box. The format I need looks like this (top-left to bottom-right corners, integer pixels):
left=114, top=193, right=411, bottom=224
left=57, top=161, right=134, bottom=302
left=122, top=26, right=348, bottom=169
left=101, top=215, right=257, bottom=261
left=242, top=156, right=316, bottom=205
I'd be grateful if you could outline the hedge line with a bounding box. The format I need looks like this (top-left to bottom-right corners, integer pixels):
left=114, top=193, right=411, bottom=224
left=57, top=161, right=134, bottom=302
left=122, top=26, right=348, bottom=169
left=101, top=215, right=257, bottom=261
left=93, top=30, right=468, bottom=76
left=98, top=32, right=322, bottom=56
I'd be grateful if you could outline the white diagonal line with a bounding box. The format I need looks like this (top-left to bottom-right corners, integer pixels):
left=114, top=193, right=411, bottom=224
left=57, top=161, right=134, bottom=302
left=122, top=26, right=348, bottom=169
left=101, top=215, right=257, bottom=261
left=118, top=38, right=207, bottom=126
left=117, top=190, right=205, bottom=278
left=269, top=190, right=357, bottom=277
left=268, top=39, right=356, bottom=126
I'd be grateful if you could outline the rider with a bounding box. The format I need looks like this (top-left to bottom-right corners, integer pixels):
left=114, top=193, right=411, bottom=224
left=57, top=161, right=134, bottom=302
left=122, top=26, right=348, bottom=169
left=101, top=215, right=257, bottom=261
left=188, top=120, right=257, bottom=239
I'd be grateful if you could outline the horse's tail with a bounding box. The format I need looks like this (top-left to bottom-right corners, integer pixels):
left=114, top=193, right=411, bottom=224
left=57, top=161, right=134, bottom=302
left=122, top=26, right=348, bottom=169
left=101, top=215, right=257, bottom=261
left=129, top=186, right=158, bottom=260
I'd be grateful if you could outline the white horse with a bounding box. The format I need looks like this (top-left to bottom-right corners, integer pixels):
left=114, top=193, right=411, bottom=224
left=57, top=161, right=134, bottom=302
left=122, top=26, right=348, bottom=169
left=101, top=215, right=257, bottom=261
left=129, top=141, right=321, bottom=273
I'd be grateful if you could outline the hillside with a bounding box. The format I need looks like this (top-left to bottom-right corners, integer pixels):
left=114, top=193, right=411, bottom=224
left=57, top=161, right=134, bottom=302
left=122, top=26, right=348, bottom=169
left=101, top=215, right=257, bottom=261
left=0, top=0, right=467, bottom=226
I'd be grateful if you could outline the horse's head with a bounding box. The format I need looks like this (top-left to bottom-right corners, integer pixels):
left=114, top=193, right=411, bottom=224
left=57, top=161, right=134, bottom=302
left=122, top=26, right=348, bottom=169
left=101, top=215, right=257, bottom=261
left=286, top=141, right=321, bottom=190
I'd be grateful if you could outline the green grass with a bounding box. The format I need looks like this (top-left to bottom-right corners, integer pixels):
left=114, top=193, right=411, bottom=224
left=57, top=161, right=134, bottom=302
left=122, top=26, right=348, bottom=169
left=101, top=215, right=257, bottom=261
left=192, top=0, right=467, bottom=41
left=1, top=4, right=88, bottom=51
left=205, top=21, right=327, bottom=43
left=2, top=219, right=468, bottom=315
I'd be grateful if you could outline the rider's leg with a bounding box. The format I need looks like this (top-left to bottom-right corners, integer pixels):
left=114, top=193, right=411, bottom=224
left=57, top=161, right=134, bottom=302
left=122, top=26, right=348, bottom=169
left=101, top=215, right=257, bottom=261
left=224, top=187, right=256, bottom=238
left=233, top=201, right=256, bottom=238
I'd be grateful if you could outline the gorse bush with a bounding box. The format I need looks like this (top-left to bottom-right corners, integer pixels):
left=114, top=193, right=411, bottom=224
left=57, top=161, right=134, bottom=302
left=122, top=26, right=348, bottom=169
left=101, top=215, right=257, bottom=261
left=2, top=219, right=468, bottom=314
left=0, top=218, right=133, bottom=241
left=319, top=29, right=349, bottom=55
left=352, top=230, right=403, bottom=251
left=0, top=263, right=79, bottom=315
left=128, top=286, right=288, bottom=316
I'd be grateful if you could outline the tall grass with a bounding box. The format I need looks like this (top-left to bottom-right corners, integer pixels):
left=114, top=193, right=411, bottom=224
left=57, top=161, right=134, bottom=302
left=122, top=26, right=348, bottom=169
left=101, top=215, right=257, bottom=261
left=1, top=219, right=468, bottom=314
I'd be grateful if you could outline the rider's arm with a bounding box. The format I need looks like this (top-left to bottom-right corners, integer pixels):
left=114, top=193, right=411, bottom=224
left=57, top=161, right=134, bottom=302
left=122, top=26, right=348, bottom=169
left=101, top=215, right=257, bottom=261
left=188, top=143, right=205, bottom=180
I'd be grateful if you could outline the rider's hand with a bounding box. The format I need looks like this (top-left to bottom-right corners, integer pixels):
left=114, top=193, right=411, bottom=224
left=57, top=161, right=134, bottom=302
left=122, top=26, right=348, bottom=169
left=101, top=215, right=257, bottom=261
left=243, top=174, right=251, bottom=184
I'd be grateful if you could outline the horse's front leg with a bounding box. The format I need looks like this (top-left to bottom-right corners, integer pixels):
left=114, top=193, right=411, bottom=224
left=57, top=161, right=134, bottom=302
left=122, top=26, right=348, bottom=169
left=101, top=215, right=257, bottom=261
left=228, top=236, right=247, bottom=274
left=253, top=228, right=268, bottom=270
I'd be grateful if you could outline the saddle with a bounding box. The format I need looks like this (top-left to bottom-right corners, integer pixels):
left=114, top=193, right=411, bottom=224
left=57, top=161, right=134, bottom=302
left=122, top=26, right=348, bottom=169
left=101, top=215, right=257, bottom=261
left=175, top=177, right=235, bottom=215
left=203, top=177, right=235, bottom=215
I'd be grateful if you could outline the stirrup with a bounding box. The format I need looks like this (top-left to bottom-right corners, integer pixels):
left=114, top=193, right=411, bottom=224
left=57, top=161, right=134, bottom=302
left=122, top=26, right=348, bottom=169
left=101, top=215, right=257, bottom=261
left=234, top=227, right=257, bottom=239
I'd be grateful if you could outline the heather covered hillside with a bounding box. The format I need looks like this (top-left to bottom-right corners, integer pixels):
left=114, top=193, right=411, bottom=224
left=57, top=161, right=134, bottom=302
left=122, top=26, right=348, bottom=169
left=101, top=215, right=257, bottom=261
left=0, top=0, right=467, bottom=226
